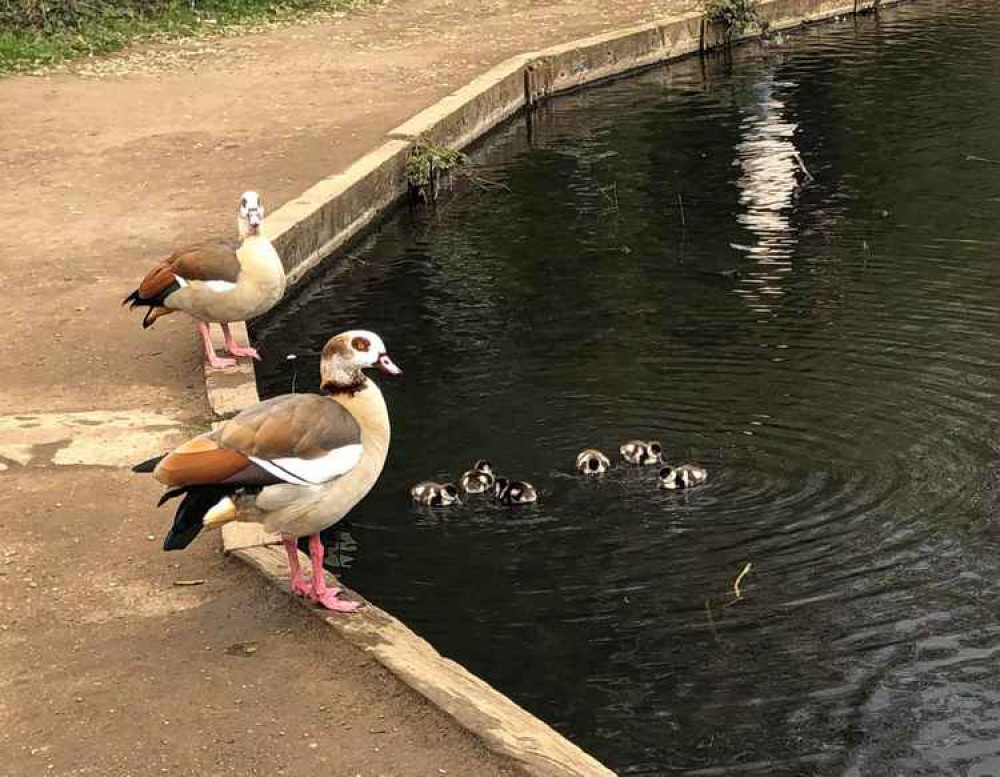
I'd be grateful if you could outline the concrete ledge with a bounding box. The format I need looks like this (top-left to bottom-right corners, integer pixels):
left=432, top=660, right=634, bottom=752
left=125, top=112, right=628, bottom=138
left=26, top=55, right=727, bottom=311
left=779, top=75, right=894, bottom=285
left=203, top=321, right=258, bottom=418
left=526, top=19, right=688, bottom=103
left=226, top=541, right=615, bottom=777
left=263, top=139, right=411, bottom=285
left=756, top=0, right=876, bottom=32
left=389, top=55, right=532, bottom=150
left=222, top=522, right=281, bottom=552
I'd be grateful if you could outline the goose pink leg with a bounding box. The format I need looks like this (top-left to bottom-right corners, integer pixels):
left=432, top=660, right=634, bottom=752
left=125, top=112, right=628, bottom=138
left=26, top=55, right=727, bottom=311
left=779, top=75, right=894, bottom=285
left=222, top=322, right=260, bottom=361
left=197, top=321, right=236, bottom=369
left=282, top=536, right=311, bottom=598
left=307, top=534, right=361, bottom=613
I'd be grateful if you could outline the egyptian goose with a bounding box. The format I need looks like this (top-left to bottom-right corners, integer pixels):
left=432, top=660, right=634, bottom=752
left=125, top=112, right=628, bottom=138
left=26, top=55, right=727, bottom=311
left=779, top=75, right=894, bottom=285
left=133, top=329, right=401, bottom=612
left=658, top=465, right=708, bottom=490
left=620, top=440, right=663, bottom=466
left=492, top=477, right=538, bottom=505
left=459, top=459, right=494, bottom=494
left=410, top=482, right=461, bottom=506
left=123, top=191, right=286, bottom=369
left=575, top=448, right=610, bottom=475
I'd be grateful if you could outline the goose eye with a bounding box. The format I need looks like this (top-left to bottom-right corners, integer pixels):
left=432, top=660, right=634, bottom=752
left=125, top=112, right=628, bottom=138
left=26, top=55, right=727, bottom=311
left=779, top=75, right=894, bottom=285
left=351, top=337, right=371, bottom=352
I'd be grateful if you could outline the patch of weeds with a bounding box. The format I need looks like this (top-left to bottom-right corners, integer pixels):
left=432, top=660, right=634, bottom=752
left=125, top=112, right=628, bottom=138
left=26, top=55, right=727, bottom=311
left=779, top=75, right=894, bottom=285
left=406, top=142, right=467, bottom=187
left=704, top=0, right=763, bottom=43
left=406, top=141, right=468, bottom=202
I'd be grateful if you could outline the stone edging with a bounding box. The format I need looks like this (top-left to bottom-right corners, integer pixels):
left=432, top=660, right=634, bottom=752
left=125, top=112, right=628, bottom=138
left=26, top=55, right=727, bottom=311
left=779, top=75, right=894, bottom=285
left=205, top=2, right=909, bottom=776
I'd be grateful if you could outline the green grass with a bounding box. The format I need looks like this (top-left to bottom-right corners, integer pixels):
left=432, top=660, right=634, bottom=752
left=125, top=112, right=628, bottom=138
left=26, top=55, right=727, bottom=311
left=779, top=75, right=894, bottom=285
left=0, top=0, right=366, bottom=75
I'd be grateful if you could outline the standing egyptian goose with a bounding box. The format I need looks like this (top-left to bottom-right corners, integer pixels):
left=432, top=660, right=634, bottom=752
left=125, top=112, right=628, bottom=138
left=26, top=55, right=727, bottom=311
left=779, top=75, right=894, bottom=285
left=123, top=191, right=286, bottom=369
left=133, top=330, right=401, bottom=612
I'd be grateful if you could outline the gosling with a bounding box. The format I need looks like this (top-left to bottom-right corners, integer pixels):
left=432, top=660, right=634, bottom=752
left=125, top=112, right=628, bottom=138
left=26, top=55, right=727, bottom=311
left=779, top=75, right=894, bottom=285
left=658, top=465, right=708, bottom=491
left=576, top=448, right=611, bottom=475
left=459, top=459, right=495, bottom=494
left=410, top=481, right=461, bottom=506
left=492, top=477, right=538, bottom=505
left=620, top=440, right=663, bottom=466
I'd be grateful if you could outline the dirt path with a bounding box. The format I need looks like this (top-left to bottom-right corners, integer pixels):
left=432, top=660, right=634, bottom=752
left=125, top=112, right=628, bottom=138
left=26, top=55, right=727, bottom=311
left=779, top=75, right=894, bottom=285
left=0, top=1, right=694, bottom=775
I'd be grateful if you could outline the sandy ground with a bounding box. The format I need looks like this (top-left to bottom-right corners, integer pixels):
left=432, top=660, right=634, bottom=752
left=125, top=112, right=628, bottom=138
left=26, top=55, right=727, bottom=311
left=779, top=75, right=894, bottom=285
left=0, top=1, right=694, bottom=774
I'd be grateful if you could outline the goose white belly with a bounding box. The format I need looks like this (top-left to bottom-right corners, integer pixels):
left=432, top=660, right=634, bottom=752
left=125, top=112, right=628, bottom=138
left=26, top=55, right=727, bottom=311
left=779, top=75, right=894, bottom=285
left=256, top=453, right=386, bottom=537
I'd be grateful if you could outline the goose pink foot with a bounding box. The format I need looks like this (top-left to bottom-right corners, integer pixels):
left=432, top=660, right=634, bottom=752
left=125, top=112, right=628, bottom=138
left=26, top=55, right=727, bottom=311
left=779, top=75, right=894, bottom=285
left=222, top=323, right=261, bottom=361
left=198, top=322, right=236, bottom=369
left=282, top=537, right=311, bottom=598
left=307, top=533, right=362, bottom=613
left=310, top=588, right=362, bottom=612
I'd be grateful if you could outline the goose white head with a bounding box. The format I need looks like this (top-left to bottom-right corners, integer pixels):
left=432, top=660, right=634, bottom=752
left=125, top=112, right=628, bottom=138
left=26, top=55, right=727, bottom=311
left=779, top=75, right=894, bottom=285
left=237, top=191, right=265, bottom=237
left=320, top=329, right=402, bottom=394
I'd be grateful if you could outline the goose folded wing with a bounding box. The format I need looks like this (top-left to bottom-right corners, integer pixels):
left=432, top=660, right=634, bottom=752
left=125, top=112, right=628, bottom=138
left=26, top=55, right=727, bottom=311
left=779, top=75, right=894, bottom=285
left=138, top=238, right=242, bottom=300
left=154, top=394, right=363, bottom=488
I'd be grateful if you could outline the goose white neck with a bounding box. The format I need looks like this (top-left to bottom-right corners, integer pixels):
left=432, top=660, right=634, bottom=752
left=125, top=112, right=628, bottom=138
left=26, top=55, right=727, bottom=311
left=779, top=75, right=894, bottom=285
left=330, top=378, right=390, bottom=455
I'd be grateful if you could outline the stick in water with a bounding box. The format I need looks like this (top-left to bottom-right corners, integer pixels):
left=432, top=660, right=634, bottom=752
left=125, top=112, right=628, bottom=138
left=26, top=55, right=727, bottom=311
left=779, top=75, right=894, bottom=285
left=792, top=151, right=814, bottom=182
left=733, top=561, right=752, bottom=599
left=677, top=192, right=686, bottom=228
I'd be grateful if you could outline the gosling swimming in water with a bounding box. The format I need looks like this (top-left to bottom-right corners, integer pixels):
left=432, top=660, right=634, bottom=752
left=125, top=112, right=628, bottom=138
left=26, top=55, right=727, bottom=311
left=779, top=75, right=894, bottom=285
left=620, top=440, right=663, bottom=466
left=459, top=459, right=495, bottom=494
left=492, top=477, right=538, bottom=505
left=576, top=448, right=611, bottom=475
left=658, top=465, right=708, bottom=490
left=410, top=481, right=461, bottom=506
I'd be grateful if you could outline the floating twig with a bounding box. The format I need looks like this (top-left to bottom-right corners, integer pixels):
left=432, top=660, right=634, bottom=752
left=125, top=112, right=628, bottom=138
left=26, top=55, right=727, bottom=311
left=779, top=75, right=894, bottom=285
left=598, top=181, right=620, bottom=216
left=966, top=154, right=1000, bottom=165
left=173, top=579, right=205, bottom=587
left=677, top=192, right=686, bottom=229
left=792, top=151, right=814, bottom=182
left=732, top=561, right=752, bottom=599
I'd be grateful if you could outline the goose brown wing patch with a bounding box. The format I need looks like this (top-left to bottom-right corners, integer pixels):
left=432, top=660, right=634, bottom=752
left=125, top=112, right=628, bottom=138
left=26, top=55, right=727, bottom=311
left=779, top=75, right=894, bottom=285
left=169, top=238, right=241, bottom=283
left=153, top=436, right=251, bottom=487
left=218, top=394, right=362, bottom=461
left=136, top=261, right=180, bottom=300
left=134, top=238, right=241, bottom=302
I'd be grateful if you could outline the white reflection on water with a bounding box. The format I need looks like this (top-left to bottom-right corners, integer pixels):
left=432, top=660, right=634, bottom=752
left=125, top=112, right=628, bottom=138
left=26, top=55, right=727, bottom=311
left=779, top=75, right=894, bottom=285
left=733, top=78, right=802, bottom=315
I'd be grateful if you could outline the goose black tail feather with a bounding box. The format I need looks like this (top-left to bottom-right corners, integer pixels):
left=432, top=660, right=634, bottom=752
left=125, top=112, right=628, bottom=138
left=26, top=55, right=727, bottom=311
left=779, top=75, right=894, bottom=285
left=163, top=485, right=239, bottom=551
left=132, top=454, right=165, bottom=473
left=157, top=486, right=188, bottom=507
left=123, top=282, right=181, bottom=329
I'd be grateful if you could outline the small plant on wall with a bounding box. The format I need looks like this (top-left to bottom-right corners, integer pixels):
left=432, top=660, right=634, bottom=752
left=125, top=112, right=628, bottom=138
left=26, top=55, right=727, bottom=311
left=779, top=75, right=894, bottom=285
left=406, top=141, right=468, bottom=203
left=704, top=0, right=763, bottom=43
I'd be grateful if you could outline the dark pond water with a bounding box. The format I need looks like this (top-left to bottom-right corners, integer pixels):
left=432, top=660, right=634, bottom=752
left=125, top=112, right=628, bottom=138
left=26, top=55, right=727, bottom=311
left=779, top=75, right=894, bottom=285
left=255, top=2, right=1000, bottom=773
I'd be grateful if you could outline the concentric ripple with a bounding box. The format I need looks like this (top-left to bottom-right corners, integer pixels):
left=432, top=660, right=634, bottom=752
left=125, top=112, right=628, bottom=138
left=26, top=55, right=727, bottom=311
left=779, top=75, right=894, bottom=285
left=256, top=2, right=1000, bottom=774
